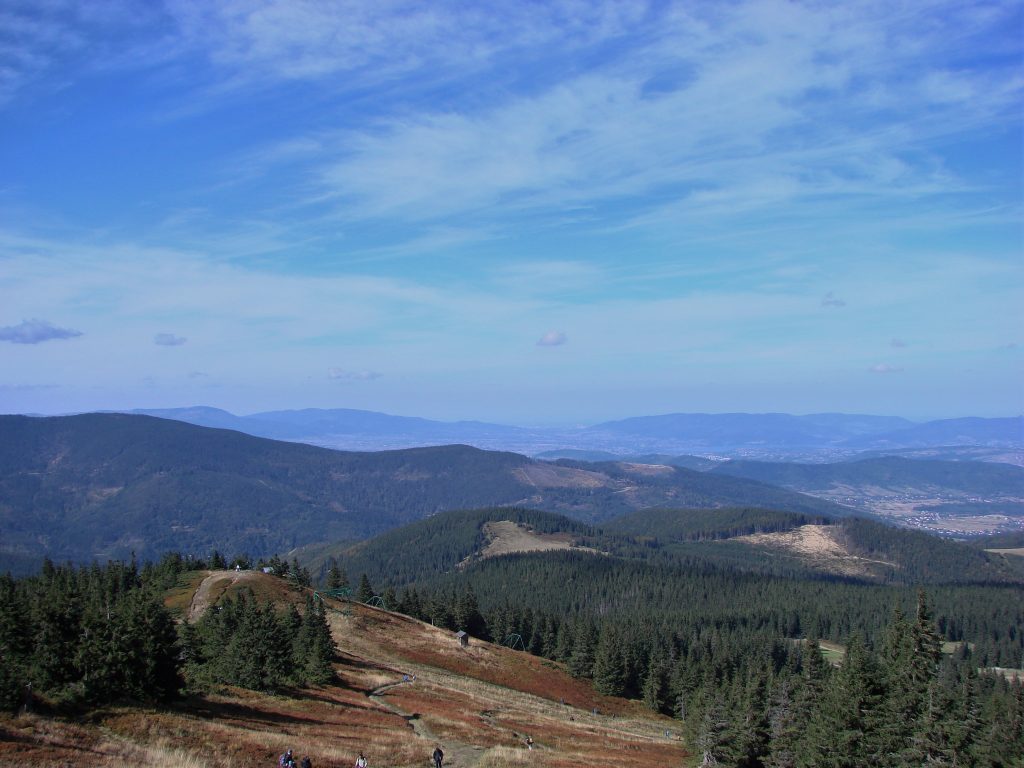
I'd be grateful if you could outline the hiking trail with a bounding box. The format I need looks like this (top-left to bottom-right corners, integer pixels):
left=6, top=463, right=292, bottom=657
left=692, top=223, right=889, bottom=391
left=368, top=680, right=484, bottom=768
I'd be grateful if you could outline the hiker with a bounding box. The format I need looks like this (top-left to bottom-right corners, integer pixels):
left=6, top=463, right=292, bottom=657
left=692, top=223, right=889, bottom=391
left=301, top=757, right=312, bottom=768
left=432, top=745, right=444, bottom=768
left=355, top=751, right=368, bottom=767
left=525, top=736, right=534, bottom=750
left=279, top=749, right=296, bottom=767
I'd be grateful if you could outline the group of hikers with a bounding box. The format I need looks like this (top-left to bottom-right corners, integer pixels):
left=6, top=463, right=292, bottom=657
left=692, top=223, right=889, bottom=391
left=278, top=746, right=445, bottom=767
left=278, top=750, right=312, bottom=768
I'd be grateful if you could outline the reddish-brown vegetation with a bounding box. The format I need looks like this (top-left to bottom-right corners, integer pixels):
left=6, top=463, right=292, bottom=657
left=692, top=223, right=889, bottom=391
left=0, top=573, right=686, bottom=767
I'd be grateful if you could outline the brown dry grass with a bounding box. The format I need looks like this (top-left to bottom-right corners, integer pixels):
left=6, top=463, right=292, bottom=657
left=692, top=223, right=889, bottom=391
left=187, top=570, right=304, bottom=621
left=1, top=572, right=685, bottom=768
left=734, top=524, right=896, bottom=578
left=986, top=548, right=1024, bottom=557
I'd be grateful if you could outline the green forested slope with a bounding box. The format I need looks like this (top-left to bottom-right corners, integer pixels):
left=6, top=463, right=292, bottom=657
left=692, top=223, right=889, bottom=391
left=711, top=455, right=1024, bottom=494
left=0, top=414, right=843, bottom=570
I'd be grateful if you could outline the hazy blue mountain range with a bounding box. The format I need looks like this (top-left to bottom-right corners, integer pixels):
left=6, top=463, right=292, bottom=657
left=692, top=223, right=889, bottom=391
left=128, top=406, right=529, bottom=443
left=841, top=416, right=1024, bottom=449
left=711, top=456, right=1024, bottom=496
left=585, top=412, right=915, bottom=445
left=0, top=413, right=846, bottom=572
left=120, top=407, right=1022, bottom=460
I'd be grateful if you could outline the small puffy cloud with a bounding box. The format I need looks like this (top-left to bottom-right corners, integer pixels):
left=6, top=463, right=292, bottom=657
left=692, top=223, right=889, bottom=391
left=537, top=330, right=568, bottom=347
left=890, top=338, right=907, bottom=348
left=869, top=363, right=903, bottom=374
left=0, top=318, right=83, bottom=344
left=820, top=292, right=846, bottom=308
left=328, top=368, right=382, bottom=382
left=154, top=333, right=187, bottom=346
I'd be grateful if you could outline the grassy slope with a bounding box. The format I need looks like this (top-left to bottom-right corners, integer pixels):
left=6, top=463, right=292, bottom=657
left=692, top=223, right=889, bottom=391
left=0, top=572, right=684, bottom=768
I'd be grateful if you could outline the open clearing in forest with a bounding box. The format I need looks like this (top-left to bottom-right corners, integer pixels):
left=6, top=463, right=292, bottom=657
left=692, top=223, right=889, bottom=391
left=476, top=520, right=599, bottom=561
left=986, top=547, right=1024, bottom=557
left=2, top=572, right=684, bottom=768
left=733, top=524, right=897, bottom=578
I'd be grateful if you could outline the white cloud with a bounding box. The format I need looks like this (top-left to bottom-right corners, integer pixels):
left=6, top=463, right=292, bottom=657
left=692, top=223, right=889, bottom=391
left=0, top=318, right=82, bottom=344
left=537, top=330, right=567, bottom=347
left=868, top=363, right=903, bottom=374
left=154, top=332, right=187, bottom=346
left=295, top=0, right=1021, bottom=230
left=821, top=292, right=846, bottom=308
left=328, top=368, right=382, bottom=382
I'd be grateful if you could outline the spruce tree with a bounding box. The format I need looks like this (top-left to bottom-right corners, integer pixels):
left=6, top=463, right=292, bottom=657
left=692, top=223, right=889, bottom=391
left=326, top=561, right=348, bottom=590
left=568, top=620, right=596, bottom=679
left=592, top=625, right=626, bottom=696
left=357, top=573, right=374, bottom=603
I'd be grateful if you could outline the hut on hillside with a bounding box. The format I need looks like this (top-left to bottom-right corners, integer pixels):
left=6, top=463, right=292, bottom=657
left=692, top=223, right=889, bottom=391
left=455, top=630, right=469, bottom=648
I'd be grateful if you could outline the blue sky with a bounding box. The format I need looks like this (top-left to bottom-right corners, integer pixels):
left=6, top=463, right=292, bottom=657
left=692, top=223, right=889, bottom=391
left=0, top=0, right=1021, bottom=424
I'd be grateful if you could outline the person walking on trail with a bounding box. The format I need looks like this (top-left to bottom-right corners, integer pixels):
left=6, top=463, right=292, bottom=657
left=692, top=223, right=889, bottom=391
left=432, top=745, right=444, bottom=768
left=354, top=751, right=368, bottom=767
left=301, top=757, right=312, bottom=768
left=279, top=749, right=296, bottom=767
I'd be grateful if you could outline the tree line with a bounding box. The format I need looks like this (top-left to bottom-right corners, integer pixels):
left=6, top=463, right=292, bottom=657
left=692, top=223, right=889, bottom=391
left=0, top=553, right=334, bottom=712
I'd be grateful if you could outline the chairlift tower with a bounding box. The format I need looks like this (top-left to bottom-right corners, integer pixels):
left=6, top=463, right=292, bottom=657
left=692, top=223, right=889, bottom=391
left=504, top=633, right=526, bottom=651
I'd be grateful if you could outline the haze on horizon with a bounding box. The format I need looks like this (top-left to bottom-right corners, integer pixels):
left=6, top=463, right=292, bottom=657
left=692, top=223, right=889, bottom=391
left=1, top=1, right=1021, bottom=425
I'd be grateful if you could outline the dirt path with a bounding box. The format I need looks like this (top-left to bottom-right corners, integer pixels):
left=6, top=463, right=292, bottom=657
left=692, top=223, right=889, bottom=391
left=187, top=570, right=262, bottom=621
left=368, top=680, right=484, bottom=768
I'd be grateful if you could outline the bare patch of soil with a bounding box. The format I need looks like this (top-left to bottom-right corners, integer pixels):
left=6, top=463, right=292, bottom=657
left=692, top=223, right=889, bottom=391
left=477, top=521, right=596, bottom=561
left=987, top=547, right=1024, bottom=557
left=616, top=463, right=675, bottom=476
left=187, top=569, right=301, bottom=622
left=733, top=524, right=897, bottom=578
left=513, top=464, right=611, bottom=489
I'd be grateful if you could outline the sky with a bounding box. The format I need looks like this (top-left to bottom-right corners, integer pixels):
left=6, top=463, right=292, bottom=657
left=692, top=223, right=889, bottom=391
left=0, top=0, right=1021, bottom=425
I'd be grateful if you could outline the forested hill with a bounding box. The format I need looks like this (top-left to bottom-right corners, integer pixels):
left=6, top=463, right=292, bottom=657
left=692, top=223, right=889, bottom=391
left=710, top=455, right=1024, bottom=494
left=0, top=414, right=844, bottom=571
left=310, top=506, right=1023, bottom=590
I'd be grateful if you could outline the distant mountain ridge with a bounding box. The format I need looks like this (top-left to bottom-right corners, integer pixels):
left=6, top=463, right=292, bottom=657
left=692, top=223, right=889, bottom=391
left=118, top=407, right=1021, bottom=459
left=128, top=406, right=528, bottom=442
left=0, top=413, right=846, bottom=572
left=711, top=456, right=1024, bottom=495
left=586, top=412, right=916, bottom=446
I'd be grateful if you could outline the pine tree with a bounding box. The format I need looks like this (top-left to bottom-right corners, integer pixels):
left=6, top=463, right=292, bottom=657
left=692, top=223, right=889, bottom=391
left=765, top=675, right=800, bottom=768
left=693, top=691, right=733, bottom=766
left=592, top=625, right=626, bottom=696
left=642, top=653, right=668, bottom=713
left=326, top=561, right=348, bottom=590
left=357, top=573, right=374, bottom=603
left=801, top=635, right=885, bottom=768
left=568, top=620, right=596, bottom=679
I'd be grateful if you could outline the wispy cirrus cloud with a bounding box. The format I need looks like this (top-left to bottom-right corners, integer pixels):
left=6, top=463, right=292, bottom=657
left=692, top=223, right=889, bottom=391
left=0, top=318, right=82, bottom=344
left=301, top=0, right=1021, bottom=231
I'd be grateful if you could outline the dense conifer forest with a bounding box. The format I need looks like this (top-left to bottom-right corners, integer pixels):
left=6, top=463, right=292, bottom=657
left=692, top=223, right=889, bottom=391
left=0, top=554, right=334, bottom=713
left=3, top=505, right=1023, bottom=766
